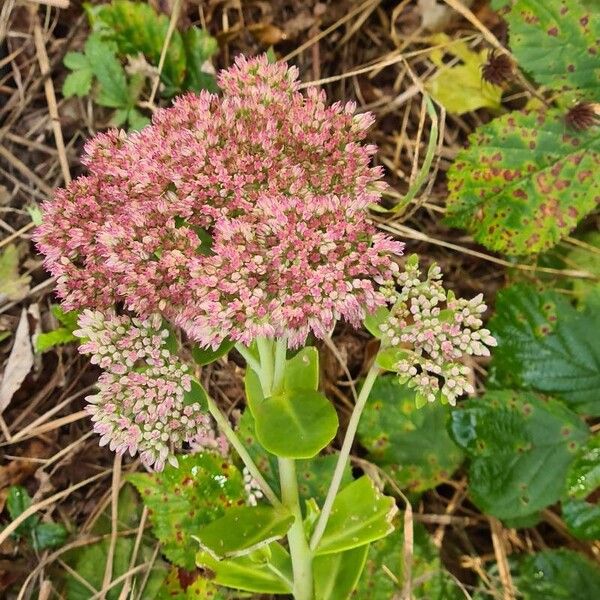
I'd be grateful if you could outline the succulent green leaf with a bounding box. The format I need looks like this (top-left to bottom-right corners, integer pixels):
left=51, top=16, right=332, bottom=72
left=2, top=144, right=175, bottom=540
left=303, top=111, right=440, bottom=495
left=127, top=453, right=245, bottom=570
left=195, top=543, right=293, bottom=594
left=375, top=347, right=410, bottom=372
left=488, top=284, right=600, bottom=415
left=505, top=0, right=600, bottom=100
left=356, top=522, right=463, bottom=599
left=314, top=545, right=369, bottom=600
left=237, top=409, right=353, bottom=509
left=191, top=338, right=235, bottom=366
left=357, top=376, right=463, bottom=492
left=446, top=109, right=600, bottom=255
left=283, top=346, right=319, bottom=391
left=194, top=506, right=294, bottom=559
left=450, top=390, right=588, bottom=519
left=363, top=306, right=391, bottom=339
left=253, top=389, right=338, bottom=459
left=314, top=477, right=397, bottom=556
left=512, top=549, right=600, bottom=599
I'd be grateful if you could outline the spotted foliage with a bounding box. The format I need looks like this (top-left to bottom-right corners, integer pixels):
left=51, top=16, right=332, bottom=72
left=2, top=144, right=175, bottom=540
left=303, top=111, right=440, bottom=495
left=128, top=453, right=245, bottom=570
left=504, top=0, right=600, bottom=100
left=447, top=109, right=600, bottom=255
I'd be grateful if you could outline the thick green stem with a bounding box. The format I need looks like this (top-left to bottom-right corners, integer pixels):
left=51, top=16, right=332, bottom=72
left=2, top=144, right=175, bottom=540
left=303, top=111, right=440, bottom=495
left=309, top=362, right=380, bottom=551
left=206, top=395, right=281, bottom=507
left=279, top=457, right=314, bottom=600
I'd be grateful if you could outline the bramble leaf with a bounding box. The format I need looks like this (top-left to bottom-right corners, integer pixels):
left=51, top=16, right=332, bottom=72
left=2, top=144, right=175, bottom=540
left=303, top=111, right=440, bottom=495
left=450, top=390, right=588, bottom=519
left=512, top=549, right=600, bottom=599
left=446, top=109, right=600, bottom=255
left=314, top=477, right=397, bottom=556
left=36, top=305, right=79, bottom=352
left=128, top=453, right=245, bottom=570
left=562, top=434, right=600, bottom=539
left=488, top=284, right=600, bottom=415
left=505, top=0, right=600, bottom=100
left=357, top=376, right=463, bottom=492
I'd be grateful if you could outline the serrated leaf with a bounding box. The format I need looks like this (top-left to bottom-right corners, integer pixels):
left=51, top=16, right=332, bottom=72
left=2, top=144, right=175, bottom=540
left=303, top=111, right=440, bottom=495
left=253, top=389, right=338, bottom=459
left=314, top=477, right=397, bottom=556
left=565, top=232, right=600, bottom=305
left=562, top=433, right=600, bottom=539
left=446, top=109, right=600, bottom=255
left=62, top=68, right=93, bottom=98
left=450, top=390, right=588, bottom=519
left=195, top=506, right=294, bottom=559
left=0, top=244, right=30, bottom=303
left=512, top=549, right=600, bottom=600
left=83, top=33, right=130, bottom=109
left=314, top=545, right=369, bottom=600
left=505, top=0, right=600, bottom=100
left=6, top=486, right=37, bottom=536
left=32, top=522, right=68, bottom=551
left=488, top=284, right=600, bottom=415
left=356, top=522, right=463, bottom=599
left=128, top=453, right=245, bottom=570
left=426, top=33, right=502, bottom=114
left=182, top=27, right=219, bottom=93
left=195, top=543, right=293, bottom=595
left=357, top=376, right=463, bottom=492
left=158, top=567, right=230, bottom=599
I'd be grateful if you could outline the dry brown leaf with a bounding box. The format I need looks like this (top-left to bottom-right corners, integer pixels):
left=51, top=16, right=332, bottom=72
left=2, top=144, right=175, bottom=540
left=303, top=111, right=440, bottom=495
left=0, top=308, right=34, bottom=413
left=248, top=22, right=287, bottom=46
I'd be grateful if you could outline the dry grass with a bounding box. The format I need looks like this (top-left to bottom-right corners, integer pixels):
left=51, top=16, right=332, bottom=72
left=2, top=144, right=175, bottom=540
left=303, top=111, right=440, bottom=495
left=1, top=1, right=598, bottom=598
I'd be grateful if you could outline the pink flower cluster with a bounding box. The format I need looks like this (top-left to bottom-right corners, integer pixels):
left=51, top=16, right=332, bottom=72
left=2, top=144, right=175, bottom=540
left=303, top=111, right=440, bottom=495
left=378, top=256, right=496, bottom=406
left=36, top=55, right=403, bottom=349
left=74, top=310, right=226, bottom=470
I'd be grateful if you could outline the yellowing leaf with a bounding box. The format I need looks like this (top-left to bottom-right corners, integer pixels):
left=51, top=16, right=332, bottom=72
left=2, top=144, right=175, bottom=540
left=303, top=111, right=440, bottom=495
left=426, top=34, right=502, bottom=114
left=0, top=244, right=30, bottom=303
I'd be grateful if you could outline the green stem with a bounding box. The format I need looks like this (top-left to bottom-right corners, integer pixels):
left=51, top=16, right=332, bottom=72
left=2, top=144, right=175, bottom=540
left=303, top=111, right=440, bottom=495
left=280, top=457, right=314, bottom=600
left=309, top=362, right=380, bottom=551
left=256, top=337, right=274, bottom=396
left=206, top=395, right=281, bottom=508
left=272, top=336, right=288, bottom=393
left=234, top=343, right=261, bottom=374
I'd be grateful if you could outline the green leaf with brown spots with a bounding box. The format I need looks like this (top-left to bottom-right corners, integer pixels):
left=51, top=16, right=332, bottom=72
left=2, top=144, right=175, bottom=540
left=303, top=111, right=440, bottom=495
left=127, top=453, right=246, bottom=570
left=357, top=376, right=463, bottom=493
left=446, top=109, right=600, bottom=255
left=505, top=0, right=600, bottom=100
left=562, top=434, right=600, bottom=539
left=488, top=284, right=600, bottom=415
left=450, top=390, right=588, bottom=519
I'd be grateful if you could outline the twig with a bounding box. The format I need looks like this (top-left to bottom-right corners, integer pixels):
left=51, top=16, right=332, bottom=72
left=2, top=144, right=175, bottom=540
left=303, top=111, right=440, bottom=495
left=0, top=145, right=53, bottom=196
left=33, top=18, right=71, bottom=185
left=27, top=0, right=70, bottom=8
left=489, top=517, right=515, bottom=600
left=148, top=0, right=181, bottom=106
left=100, top=455, right=122, bottom=597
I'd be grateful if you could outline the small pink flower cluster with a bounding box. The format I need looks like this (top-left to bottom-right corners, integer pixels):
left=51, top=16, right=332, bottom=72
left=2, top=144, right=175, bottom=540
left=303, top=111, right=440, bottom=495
left=74, top=310, right=225, bottom=470
left=36, top=55, right=403, bottom=349
left=379, top=256, right=496, bottom=406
